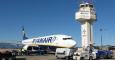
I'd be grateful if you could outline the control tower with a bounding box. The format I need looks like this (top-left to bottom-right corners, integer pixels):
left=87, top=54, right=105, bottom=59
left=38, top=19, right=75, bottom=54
left=75, top=0, right=96, bottom=49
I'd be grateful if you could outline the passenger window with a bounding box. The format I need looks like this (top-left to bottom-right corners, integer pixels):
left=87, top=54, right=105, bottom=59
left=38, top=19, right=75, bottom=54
left=63, top=38, right=72, bottom=40
left=86, top=4, right=88, bottom=7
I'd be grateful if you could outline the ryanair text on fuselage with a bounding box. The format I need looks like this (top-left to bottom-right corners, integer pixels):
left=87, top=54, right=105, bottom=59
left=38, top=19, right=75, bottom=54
left=32, top=37, right=56, bottom=43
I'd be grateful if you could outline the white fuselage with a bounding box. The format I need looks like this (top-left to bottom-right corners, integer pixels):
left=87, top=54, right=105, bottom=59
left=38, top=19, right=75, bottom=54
left=22, top=35, right=76, bottom=48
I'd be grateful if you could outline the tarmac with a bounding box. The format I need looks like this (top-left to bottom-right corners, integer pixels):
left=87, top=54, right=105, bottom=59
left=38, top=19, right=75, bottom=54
left=16, top=54, right=115, bottom=60
left=16, top=54, right=55, bottom=60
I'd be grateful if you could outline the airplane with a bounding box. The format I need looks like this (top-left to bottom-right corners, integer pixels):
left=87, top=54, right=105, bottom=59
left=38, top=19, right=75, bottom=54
left=21, top=27, right=77, bottom=54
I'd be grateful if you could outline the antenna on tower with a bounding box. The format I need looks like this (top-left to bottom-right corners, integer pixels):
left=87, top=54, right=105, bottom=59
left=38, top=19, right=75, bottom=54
left=82, top=0, right=93, bottom=4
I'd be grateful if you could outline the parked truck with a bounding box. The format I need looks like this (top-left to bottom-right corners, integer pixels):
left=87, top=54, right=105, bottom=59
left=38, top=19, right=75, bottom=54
left=55, top=47, right=97, bottom=60
left=96, top=50, right=113, bottom=59
left=55, top=48, right=76, bottom=60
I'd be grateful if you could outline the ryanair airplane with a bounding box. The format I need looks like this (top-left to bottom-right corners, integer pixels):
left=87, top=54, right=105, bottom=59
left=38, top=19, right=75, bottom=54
left=21, top=27, right=76, bottom=52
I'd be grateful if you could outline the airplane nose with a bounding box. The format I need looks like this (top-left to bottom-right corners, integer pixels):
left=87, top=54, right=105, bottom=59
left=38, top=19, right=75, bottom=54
left=66, top=40, right=76, bottom=47
left=71, top=40, right=77, bottom=47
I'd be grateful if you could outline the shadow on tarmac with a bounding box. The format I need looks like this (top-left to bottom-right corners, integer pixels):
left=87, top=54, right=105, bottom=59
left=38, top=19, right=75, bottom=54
left=16, top=58, right=26, bottom=60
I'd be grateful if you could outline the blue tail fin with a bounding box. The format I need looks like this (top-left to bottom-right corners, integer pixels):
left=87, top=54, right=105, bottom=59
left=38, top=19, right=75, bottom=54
left=22, top=26, right=28, bottom=40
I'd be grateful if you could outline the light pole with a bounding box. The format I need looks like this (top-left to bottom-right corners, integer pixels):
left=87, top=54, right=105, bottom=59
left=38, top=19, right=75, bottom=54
left=100, top=29, right=103, bottom=50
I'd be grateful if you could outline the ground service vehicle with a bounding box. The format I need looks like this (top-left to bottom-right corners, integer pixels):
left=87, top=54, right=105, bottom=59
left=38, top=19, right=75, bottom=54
left=55, top=48, right=76, bottom=60
left=21, top=45, right=47, bottom=55
left=96, top=50, right=113, bottom=59
left=73, top=48, right=97, bottom=60
left=0, top=50, right=16, bottom=60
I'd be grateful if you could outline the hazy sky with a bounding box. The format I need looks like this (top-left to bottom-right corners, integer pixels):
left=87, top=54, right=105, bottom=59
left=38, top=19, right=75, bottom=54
left=0, top=0, right=114, bottom=46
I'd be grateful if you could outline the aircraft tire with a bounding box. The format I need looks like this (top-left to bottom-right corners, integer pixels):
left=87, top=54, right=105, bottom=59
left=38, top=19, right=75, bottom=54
left=80, top=57, right=84, bottom=60
left=89, top=56, right=93, bottom=60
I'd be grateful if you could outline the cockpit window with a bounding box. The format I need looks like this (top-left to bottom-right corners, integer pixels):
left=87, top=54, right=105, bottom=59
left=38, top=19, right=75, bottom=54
left=89, top=5, right=93, bottom=8
left=63, top=38, right=72, bottom=40
left=80, top=5, right=85, bottom=7
left=80, top=4, right=93, bottom=8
